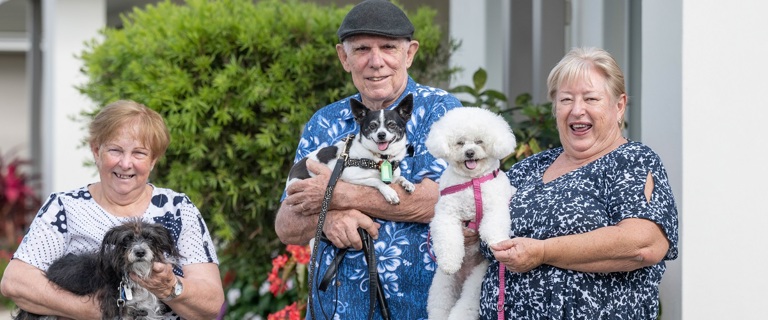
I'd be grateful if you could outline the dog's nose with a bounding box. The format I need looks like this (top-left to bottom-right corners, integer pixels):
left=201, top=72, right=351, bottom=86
left=134, top=248, right=146, bottom=258
left=377, top=132, right=387, bottom=141
left=465, top=150, right=475, bottom=159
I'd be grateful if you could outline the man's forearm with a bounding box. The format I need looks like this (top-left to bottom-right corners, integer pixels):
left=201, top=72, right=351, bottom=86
left=331, top=178, right=438, bottom=223
left=275, top=203, right=319, bottom=245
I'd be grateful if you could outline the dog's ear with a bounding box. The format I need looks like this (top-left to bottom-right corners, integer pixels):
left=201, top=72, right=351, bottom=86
left=486, top=113, right=517, bottom=160
left=146, top=223, right=181, bottom=259
left=350, top=98, right=368, bottom=124
left=425, top=121, right=450, bottom=159
left=395, top=94, right=414, bottom=122
left=99, top=226, right=126, bottom=276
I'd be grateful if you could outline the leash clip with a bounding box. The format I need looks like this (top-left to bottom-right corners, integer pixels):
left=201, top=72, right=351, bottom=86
left=117, top=280, right=127, bottom=307
left=339, top=134, right=354, bottom=161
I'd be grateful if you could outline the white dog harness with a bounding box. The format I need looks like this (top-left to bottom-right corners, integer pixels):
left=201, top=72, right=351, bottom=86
left=438, top=168, right=507, bottom=320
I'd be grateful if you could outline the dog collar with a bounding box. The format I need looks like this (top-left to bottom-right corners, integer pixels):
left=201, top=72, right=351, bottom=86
left=344, top=158, right=400, bottom=184
left=344, top=158, right=399, bottom=170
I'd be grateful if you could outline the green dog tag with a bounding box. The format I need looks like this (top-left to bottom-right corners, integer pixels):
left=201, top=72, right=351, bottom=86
left=380, top=160, right=393, bottom=183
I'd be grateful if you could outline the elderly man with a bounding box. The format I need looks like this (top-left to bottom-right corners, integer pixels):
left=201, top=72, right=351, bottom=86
left=274, top=0, right=462, bottom=318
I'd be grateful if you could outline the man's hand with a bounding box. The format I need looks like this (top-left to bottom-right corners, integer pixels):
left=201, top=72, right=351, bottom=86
left=322, top=209, right=380, bottom=250
left=284, top=159, right=334, bottom=216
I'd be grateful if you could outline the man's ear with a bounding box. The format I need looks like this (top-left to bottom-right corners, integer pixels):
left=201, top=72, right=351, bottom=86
left=336, top=43, right=352, bottom=72
left=405, top=40, right=419, bottom=68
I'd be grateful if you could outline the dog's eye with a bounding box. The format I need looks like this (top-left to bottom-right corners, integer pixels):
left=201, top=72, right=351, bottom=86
left=386, top=121, right=398, bottom=129
left=368, top=122, right=378, bottom=130
left=476, top=140, right=483, bottom=144
left=457, top=141, right=465, bottom=146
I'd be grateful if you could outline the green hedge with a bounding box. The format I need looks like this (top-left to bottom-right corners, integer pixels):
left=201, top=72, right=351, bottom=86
left=77, top=0, right=455, bottom=316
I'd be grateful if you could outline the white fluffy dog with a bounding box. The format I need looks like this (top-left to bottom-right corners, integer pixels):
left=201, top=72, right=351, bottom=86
left=426, top=107, right=517, bottom=320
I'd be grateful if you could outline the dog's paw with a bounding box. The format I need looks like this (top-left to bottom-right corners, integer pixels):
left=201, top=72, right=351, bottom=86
left=401, top=180, right=415, bottom=193
left=439, top=260, right=461, bottom=274
left=378, top=186, right=401, bottom=204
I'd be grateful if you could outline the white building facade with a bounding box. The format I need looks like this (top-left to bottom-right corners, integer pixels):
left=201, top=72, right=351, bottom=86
left=1, top=0, right=767, bottom=319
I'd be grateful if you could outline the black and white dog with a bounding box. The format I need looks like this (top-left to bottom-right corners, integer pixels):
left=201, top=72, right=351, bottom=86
left=14, top=220, right=181, bottom=320
left=287, top=94, right=415, bottom=204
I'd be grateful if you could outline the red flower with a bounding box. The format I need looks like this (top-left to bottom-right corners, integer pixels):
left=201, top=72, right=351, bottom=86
left=268, top=254, right=289, bottom=295
left=286, top=244, right=310, bottom=264
left=265, top=245, right=310, bottom=317
left=267, top=302, right=301, bottom=320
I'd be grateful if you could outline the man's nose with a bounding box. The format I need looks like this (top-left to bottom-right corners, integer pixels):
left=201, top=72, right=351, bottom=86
left=369, top=49, right=384, bottom=69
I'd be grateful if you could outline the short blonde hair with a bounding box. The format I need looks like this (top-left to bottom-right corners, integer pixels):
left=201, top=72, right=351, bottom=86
left=88, top=100, right=170, bottom=160
left=547, top=47, right=626, bottom=103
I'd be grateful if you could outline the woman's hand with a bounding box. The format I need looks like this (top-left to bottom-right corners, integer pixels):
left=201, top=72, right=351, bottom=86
left=130, top=262, right=178, bottom=299
left=490, top=237, right=546, bottom=273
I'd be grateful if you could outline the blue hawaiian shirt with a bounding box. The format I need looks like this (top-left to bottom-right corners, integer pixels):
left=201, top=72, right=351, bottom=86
left=286, top=77, right=461, bottom=319
left=478, top=141, right=679, bottom=320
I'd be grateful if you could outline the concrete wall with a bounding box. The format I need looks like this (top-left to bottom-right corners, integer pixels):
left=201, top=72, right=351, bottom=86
left=0, top=52, right=30, bottom=160
left=680, top=1, right=768, bottom=319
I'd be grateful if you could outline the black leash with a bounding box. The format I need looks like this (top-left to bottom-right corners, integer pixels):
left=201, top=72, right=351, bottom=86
left=359, top=228, right=390, bottom=320
left=307, top=134, right=391, bottom=320
left=307, top=134, right=353, bottom=320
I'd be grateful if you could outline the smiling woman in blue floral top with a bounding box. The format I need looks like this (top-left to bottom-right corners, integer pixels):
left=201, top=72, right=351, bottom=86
left=274, top=1, right=461, bottom=319
left=480, top=47, right=679, bottom=320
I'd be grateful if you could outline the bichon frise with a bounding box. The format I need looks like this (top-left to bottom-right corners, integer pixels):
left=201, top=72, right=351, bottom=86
left=426, top=107, right=517, bottom=320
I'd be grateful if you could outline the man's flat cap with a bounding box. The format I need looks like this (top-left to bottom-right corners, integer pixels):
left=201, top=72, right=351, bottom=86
left=337, top=0, right=414, bottom=42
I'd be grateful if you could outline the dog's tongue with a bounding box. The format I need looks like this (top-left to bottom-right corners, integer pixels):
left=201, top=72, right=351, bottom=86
left=465, top=160, right=477, bottom=170
left=377, top=142, right=389, bottom=151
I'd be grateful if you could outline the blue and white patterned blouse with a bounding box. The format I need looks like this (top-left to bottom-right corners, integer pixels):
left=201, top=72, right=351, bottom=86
left=286, top=77, right=461, bottom=319
left=479, top=141, right=679, bottom=320
left=14, top=184, right=218, bottom=320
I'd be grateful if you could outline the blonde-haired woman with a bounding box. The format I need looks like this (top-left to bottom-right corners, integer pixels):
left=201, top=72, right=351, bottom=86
left=480, top=48, right=679, bottom=319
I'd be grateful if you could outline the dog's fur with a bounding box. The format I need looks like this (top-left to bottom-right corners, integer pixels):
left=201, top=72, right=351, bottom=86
left=425, top=107, right=517, bottom=320
left=14, top=220, right=181, bottom=320
left=287, top=94, right=415, bottom=204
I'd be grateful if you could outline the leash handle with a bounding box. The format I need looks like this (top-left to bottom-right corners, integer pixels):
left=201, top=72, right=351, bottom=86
left=308, top=134, right=354, bottom=320
left=359, top=228, right=391, bottom=320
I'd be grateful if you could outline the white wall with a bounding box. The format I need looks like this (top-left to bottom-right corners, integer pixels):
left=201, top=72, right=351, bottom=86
left=41, top=0, right=104, bottom=194
left=680, top=1, right=768, bottom=319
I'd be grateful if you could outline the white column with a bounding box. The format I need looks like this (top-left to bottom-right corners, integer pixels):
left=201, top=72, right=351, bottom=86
left=41, top=0, right=104, bottom=194
left=568, top=0, right=604, bottom=48
left=449, top=0, right=487, bottom=93
left=640, top=1, right=682, bottom=319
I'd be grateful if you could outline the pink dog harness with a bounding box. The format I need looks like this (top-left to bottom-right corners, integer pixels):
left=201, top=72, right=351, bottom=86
left=439, top=168, right=506, bottom=320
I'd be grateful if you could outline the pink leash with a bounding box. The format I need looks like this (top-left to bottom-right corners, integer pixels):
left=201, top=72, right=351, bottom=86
left=438, top=169, right=505, bottom=320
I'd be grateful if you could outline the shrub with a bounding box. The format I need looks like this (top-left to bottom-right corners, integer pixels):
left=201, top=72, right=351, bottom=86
left=77, top=0, right=456, bottom=317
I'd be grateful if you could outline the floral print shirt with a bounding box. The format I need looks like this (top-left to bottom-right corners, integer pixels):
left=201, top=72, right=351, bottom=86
left=479, top=141, right=679, bottom=320
left=285, top=77, right=461, bottom=319
left=14, top=184, right=218, bottom=320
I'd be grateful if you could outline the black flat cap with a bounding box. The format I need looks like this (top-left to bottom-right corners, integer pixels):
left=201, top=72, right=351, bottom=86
left=337, top=0, right=414, bottom=42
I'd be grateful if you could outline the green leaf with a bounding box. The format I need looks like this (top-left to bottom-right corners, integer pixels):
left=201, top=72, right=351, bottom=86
left=472, top=68, right=487, bottom=90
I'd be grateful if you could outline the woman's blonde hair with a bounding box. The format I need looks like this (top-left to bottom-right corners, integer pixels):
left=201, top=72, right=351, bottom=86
left=88, top=100, right=170, bottom=160
left=546, top=47, right=627, bottom=127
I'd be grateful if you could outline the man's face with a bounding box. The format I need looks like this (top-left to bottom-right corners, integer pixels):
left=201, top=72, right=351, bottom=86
left=336, top=35, right=419, bottom=110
